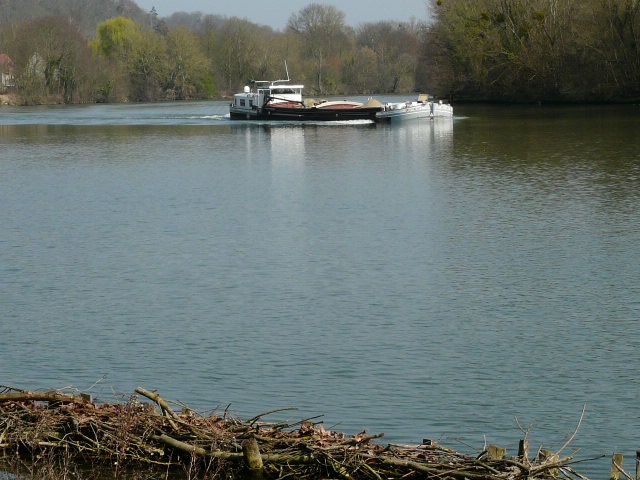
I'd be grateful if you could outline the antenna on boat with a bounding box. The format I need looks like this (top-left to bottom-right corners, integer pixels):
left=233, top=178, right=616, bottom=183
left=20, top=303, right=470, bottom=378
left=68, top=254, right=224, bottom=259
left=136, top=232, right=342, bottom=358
left=272, top=61, right=291, bottom=84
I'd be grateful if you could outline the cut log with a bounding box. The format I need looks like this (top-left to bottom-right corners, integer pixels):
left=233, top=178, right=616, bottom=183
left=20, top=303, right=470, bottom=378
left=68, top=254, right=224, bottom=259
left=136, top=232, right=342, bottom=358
left=0, top=391, right=89, bottom=404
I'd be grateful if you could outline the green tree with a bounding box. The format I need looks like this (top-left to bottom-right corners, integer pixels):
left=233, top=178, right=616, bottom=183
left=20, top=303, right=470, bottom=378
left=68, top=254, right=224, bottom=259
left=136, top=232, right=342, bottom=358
left=426, top=0, right=504, bottom=97
left=127, top=28, right=168, bottom=101
left=425, top=0, right=566, bottom=99
left=90, top=16, right=141, bottom=59
left=165, top=28, right=213, bottom=99
left=90, top=16, right=145, bottom=101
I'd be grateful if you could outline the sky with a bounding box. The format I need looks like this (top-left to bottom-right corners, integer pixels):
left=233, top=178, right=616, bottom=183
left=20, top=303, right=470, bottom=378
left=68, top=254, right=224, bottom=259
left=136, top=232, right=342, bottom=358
left=133, top=0, right=432, bottom=30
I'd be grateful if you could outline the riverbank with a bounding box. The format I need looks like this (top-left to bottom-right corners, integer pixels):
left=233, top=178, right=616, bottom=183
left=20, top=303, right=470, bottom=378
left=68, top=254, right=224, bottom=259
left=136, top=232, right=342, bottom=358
left=0, top=94, right=19, bottom=105
left=0, top=385, right=592, bottom=480
left=0, top=93, right=68, bottom=106
left=0, top=93, right=233, bottom=106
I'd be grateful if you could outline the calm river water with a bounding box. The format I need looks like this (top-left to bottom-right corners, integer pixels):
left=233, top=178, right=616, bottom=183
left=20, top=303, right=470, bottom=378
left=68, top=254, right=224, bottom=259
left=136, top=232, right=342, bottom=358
left=1, top=100, right=639, bottom=478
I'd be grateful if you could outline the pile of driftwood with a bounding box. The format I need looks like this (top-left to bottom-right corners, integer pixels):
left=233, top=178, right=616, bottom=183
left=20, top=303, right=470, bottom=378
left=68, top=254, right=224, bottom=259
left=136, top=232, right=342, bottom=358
left=0, top=385, right=588, bottom=480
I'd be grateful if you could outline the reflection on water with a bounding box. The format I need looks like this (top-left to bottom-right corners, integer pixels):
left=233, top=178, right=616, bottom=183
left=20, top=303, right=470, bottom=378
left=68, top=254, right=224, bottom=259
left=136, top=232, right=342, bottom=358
left=1, top=102, right=639, bottom=479
left=268, top=126, right=307, bottom=169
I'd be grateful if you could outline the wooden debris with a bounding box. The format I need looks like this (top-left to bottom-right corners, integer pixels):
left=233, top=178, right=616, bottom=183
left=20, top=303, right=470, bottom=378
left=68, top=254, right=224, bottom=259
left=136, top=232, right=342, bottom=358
left=0, top=385, right=590, bottom=479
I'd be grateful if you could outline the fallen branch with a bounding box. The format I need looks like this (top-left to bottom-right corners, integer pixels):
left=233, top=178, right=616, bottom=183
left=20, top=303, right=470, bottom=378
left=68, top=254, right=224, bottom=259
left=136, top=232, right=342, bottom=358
left=134, top=386, right=179, bottom=430
left=0, top=391, right=90, bottom=405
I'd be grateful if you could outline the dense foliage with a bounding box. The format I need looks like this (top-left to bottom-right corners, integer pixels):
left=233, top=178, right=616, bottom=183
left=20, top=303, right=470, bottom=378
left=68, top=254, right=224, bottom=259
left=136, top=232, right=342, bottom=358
left=425, top=0, right=640, bottom=102
left=1, top=0, right=639, bottom=104
left=0, top=2, right=430, bottom=104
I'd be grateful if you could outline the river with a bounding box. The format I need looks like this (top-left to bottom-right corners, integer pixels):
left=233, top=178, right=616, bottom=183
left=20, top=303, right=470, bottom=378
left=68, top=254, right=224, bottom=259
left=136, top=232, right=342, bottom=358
left=1, top=100, right=639, bottom=478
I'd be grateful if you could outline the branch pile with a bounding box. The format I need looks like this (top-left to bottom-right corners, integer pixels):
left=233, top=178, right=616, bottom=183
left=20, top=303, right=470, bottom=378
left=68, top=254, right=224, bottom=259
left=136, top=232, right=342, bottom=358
left=0, top=385, right=588, bottom=480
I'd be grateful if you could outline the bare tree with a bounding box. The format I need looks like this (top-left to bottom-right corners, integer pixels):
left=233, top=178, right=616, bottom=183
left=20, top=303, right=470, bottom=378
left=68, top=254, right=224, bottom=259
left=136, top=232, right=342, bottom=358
left=287, top=3, right=350, bottom=94
left=11, top=16, right=96, bottom=103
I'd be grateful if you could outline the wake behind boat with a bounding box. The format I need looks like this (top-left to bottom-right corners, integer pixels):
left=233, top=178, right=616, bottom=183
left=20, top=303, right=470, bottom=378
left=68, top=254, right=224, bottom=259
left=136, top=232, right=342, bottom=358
left=229, top=80, right=383, bottom=121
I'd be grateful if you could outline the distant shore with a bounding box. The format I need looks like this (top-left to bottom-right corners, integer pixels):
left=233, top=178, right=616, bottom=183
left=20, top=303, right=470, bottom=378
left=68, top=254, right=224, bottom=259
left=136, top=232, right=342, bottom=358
left=0, top=94, right=20, bottom=106
left=2, top=92, right=638, bottom=107
left=0, top=93, right=234, bottom=107
left=0, top=93, right=68, bottom=106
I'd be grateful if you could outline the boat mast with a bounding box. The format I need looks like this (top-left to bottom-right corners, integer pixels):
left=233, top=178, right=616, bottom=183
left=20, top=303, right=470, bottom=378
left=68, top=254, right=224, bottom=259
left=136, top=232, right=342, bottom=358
left=272, top=61, right=291, bottom=85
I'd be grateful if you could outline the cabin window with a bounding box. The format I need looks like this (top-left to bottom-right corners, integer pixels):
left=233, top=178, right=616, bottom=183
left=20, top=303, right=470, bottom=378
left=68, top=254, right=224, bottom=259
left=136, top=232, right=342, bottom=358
left=239, top=99, right=246, bottom=107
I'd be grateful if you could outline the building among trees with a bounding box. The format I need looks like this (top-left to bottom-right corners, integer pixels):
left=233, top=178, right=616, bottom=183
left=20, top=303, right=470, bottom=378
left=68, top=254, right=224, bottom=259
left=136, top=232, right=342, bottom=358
left=0, top=53, right=16, bottom=91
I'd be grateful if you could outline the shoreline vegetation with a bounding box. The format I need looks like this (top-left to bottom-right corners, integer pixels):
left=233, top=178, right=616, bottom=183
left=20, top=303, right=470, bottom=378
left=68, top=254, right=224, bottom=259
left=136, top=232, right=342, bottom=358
left=0, top=385, right=597, bottom=480
left=1, top=1, right=639, bottom=107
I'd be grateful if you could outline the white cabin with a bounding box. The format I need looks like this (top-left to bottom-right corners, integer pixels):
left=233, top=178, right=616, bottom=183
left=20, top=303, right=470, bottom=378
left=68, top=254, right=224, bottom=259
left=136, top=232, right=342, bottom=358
left=232, top=82, right=304, bottom=113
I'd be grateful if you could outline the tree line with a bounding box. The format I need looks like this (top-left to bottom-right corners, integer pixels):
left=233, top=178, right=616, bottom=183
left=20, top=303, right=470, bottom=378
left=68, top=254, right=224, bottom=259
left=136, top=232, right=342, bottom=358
left=0, top=3, right=430, bottom=104
left=425, top=0, right=640, bottom=102
left=1, top=0, right=639, bottom=104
